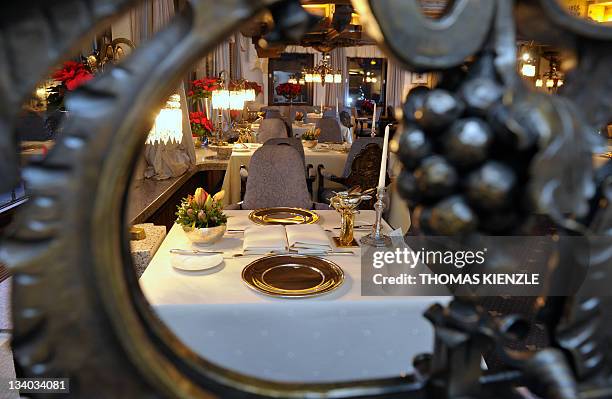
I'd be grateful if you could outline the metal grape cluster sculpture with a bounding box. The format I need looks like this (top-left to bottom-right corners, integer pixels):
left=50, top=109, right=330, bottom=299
left=0, top=0, right=610, bottom=398
left=397, top=54, right=536, bottom=235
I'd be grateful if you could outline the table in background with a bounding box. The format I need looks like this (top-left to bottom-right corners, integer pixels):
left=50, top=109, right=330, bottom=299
left=221, top=146, right=349, bottom=205
left=140, top=210, right=447, bottom=383
left=291, top=122, right=316, bottom=138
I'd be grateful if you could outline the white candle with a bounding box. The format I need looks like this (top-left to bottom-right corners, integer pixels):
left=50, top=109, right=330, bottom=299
left=372, top=102, right=377, bottom=132
left=378, top=125, right=389, bottom=189
left=336, top=98, right=339, bottom=115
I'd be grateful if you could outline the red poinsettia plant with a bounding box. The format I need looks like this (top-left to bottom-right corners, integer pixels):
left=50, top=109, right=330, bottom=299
left=188, top=77, right=221, bottom=100
left=47, top=60, right=95, bottom=110
left=276, top=83, right=302, bottom=99
left=53, top=61, right=94, bottom=91
left=189, top=111, right=214, bottom=138
left=358, top=99, right=375, bottom=114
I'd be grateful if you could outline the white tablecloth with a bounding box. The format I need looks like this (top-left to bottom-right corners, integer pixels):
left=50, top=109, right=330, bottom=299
left=140, top=210, right=448, bottom=382
left=221, top=146, right=349, bottom=205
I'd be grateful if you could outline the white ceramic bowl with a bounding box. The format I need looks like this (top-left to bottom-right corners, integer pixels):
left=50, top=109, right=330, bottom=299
left=182, top=224, right=227, bottom=246
left=302, top=139, right=318, bottom=149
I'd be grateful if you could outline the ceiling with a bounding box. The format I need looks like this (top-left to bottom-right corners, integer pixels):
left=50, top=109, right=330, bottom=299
left=241, top=0, right=452, bottom=57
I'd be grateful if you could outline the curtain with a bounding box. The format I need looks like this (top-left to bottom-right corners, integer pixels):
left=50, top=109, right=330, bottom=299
left=135, top=0, right=195, bottom=180
left=386, top=59, right=411, bottom=109
left=324, top=47, right=348, bottom=112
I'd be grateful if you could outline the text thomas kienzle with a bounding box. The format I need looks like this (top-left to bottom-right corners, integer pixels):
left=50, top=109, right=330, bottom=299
left=371, top=248, right=540, bottom=286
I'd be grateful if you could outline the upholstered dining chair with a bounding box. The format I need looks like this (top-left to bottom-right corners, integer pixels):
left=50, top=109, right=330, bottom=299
left=339, top=110, right=353, bottom=129
left=229, top=145, right=329, bottom=210
left=315, top=118, right=343, bottom=143
left=263, top=137, right=316, bottom=194
left=257, top=118, right=288, bottom=143
left=322, top=109, right=338, bottom=119
left=317, top=137, right=388, bottom=209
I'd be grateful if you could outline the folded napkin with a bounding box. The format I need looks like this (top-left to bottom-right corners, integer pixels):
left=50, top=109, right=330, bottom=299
left=285, top=224, right=332, bottom=254
left=243, top=225, right=288, bottom=254
left=226, top=215, right=252, bottom=231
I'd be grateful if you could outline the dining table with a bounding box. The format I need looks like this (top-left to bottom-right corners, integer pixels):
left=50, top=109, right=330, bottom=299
left=139, top=210, right=449, bottom=383
left=220, top=144, right=350, bottom=205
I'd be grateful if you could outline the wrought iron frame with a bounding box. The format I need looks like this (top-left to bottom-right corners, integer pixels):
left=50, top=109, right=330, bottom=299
left=0, top=0, right=610, bottom=398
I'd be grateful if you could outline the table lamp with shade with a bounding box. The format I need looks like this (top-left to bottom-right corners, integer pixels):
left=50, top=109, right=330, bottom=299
left=143, top=93, right=193, bottom=180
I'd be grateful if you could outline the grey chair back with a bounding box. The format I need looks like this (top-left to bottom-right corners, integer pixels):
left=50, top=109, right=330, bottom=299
left=258, top=118, right=288, bottom=143
left=242, top=146, right=312, bottom=210
left=315, top=118, right=343, bottom=143
left=322, top=109, right=338, bottom=119
left=339, top=110, right=352, bottom=128
left=263, top=109, right=282, bottom=119
left=263, top=137, right=305, bottom=165
left=341, top=137, right=383, bottom=177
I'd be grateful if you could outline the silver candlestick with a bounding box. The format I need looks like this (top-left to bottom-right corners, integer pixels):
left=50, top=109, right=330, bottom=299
left=360, top=186, right=392, bottom=247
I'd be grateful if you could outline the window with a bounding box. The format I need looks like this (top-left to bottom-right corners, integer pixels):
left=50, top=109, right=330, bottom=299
left=347, top=57, right=387, bottom=113
left=268, top=53, right=314, bottom=106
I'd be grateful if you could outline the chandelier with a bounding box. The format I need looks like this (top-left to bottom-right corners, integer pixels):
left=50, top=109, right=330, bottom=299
left=302, top=53, right=342, bottom=86
left=211, top=75, right=256, bottom=111
left=535, top=57, right=564, bottom=90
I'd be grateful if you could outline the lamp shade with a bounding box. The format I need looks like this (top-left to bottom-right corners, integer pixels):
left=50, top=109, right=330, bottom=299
left=521, top=64, right=536, bottom=77
left=244, top=88, right=256, bottom=102
left=146, top=94, right=183, bottom=144
left=229, top=91, right=244, bottom=110
left=212, top=89, right=230, bottom=109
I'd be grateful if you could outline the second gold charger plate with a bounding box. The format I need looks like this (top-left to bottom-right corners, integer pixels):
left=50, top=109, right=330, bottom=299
left=242, top=255, right=344, bottom=298
left=248, top=207, right=319, bottom=225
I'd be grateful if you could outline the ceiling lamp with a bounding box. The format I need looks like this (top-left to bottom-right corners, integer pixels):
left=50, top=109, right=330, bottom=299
left=302, top=52, right=342, bottom=87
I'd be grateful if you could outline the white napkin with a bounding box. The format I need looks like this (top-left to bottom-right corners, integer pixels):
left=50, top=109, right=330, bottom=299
left=285, top=224, right=332, bottom=254
left=243, top=225, right=288, bottom=254
left=226, top=215, right=252, bottom=231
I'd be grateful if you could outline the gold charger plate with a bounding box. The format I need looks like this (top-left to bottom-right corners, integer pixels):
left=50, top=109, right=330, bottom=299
left=242, top=255, right=344, bottom=298
left=248, top=207, right=319, bottom=225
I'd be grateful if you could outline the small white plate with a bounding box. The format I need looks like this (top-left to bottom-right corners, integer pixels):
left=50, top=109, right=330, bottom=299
left=171, top=253, right=224, bottom=271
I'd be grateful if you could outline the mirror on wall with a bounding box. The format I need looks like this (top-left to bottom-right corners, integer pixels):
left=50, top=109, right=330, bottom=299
left=268, top=53, right=314, bottom=105
left=347, top=57, right=387, bottom=114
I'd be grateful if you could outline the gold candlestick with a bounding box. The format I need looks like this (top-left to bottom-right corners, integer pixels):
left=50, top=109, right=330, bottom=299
left=330, top=191, right=371, bottom=246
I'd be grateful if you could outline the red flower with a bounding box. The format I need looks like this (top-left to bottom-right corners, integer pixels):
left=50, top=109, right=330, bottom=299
left=189, top=112, right=214, bottom=137
left=53, top=61, right=93, bottom=91
left=276, top=83, right=302, bottom=98
left=189, top=77, right=221, bottom=98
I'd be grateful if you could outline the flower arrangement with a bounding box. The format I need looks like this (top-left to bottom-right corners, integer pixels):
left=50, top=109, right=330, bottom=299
left=176, top=188, right=227, bottom=229
left=276, top=83, right=302, bottom=99
left=302, top=127, right=321, bottom=141
left=358, top=99, right=375, bottom=114
left=189, top=111, right=214, bottom=138
left=187, top=77, right=221, bottom=100
left=47, top=61, right=94, bottom=109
